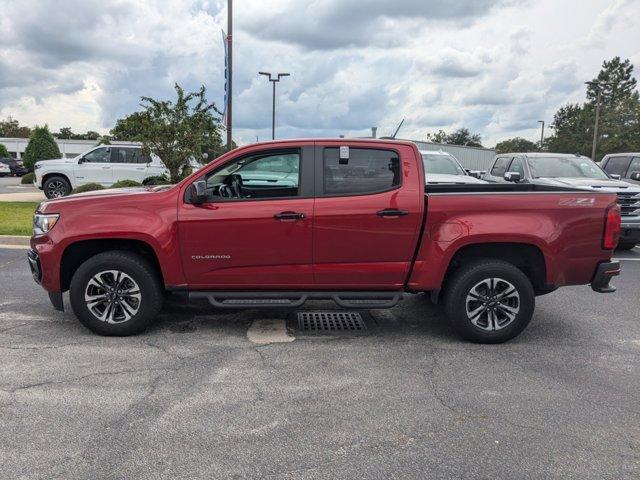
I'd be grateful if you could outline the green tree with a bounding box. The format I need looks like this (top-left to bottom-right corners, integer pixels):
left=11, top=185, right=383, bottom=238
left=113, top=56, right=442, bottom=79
left=55, top=127, right=74, bottom=139
left=0, top=117, right=31, bottom=138
left=426, top=128, right=483, bottom=147
left=546, top=57, right=640, bottom=159
left=0, top=143, right=9, bottom=157
left=22, top=126, right=61, bottom=170
left=110, top=111, right=150, bottom=141
left=426, top=129, right=447, bottom=143
left=495, top=137, right=539, bottom=154
left=113, top=84, right=223, bottom=181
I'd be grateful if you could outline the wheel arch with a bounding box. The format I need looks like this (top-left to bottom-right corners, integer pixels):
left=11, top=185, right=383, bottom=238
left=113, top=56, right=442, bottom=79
left=439, top=242, right=548, bottom=299
left=60, top=238, right=164, bottom=292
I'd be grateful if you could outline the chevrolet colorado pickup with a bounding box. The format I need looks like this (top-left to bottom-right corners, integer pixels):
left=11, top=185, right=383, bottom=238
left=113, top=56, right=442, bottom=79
left=28, top=139, right=622, bottom=343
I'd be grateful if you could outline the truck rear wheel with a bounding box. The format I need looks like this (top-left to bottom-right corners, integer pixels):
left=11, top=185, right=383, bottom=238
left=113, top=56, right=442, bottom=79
left=69, top=251, right=163, bottom=336
left=444, top=260, right=535, bottom=343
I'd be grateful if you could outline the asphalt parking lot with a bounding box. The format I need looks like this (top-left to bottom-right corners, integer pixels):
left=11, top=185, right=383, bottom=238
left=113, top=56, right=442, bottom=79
left=1, top=246, right=639, bottom=479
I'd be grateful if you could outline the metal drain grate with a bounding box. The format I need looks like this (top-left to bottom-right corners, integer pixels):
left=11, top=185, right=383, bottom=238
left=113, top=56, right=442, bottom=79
left=297, top=311, right=366, bottom=332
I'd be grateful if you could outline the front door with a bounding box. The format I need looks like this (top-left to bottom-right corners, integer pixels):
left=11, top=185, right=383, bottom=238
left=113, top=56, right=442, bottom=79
left=178, top=146, right=315, bottom=288
left=74, top=146, right=112, bottom=186
left=312, top=143, right=424, bottom=288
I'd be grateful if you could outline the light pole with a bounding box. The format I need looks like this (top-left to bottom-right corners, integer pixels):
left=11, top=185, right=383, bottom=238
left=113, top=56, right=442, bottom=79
left=538, top=120, right=545, bottom=150
left=585, top=80, right=609, bottom=161
left=259, top=72, right=290, bottom=140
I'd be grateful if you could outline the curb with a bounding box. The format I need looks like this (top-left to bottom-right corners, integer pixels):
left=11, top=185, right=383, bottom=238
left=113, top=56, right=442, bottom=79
left=0, top=235, right=30, bottom=246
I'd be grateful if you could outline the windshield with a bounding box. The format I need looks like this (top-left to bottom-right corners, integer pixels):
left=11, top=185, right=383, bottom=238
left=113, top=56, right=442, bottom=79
left=421, top=153, right=466, bottom=176
left=528, top=156, right=609, bottom=180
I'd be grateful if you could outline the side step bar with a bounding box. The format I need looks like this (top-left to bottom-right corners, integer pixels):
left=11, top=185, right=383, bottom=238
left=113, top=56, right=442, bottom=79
left=188, top=291, right=403, bottom=309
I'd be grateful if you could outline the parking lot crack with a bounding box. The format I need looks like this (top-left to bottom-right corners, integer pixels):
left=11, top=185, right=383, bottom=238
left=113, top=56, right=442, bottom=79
left=5, top=366, right=177, bottom=393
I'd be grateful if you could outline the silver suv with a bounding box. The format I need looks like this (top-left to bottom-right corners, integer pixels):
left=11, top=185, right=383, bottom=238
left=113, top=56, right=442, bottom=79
left=484, top=152, right=640, bottom=250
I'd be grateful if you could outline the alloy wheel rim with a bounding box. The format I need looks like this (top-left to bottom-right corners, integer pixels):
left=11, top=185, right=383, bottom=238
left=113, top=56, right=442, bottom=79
left=47, top=180, right=66, bottom=197
left=84, top=270, right=141, bottom=323
left=465, top=277, right=520, bottom=331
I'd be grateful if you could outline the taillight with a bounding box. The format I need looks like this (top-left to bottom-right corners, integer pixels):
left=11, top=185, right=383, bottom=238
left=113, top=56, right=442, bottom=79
left=602, top=204, right=621, bottom=250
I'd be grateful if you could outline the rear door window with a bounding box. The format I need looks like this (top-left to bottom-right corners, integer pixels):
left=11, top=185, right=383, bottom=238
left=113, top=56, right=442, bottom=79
left=490, top=157, right=511, bottom=177
left=322, top=148, right=400, bottom=195
left=602, top=156, right=631, bottom=177
left=111, top=148, right=142, bottom=164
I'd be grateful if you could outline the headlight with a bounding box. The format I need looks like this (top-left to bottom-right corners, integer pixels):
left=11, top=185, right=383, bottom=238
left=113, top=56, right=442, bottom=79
left=34, top=163, right=42, bottom=170
left=33, top=213, right=60, bottom=235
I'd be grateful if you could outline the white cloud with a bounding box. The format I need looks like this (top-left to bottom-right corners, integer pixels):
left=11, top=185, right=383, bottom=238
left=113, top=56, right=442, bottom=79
left=0, top=0, right=639, bottom=147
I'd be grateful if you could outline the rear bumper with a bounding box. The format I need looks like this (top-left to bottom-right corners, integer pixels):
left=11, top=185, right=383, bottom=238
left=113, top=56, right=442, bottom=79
left=590, top=261, right=620, bottom=293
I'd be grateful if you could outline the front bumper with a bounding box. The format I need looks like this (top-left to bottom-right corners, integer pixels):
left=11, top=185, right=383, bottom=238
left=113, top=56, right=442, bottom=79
left=28, top=248, right=64, bottom=311
left=590, top=261, right=620, bottom=293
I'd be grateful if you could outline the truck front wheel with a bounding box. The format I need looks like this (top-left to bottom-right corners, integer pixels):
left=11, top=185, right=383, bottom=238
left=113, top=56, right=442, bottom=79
left=444, top=260, right=535, bottom=343
left=69, top=251, right=163, bottom=336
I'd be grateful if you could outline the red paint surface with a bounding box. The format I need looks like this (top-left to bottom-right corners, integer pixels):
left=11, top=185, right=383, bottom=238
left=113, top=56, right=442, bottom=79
left=32, top=138, right=617, bottom=295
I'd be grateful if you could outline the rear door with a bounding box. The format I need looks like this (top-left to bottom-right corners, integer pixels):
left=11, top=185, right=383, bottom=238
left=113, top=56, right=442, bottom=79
left=111, top=147, right=149, bottom=183
left=312, top=143, right=423, bottom=288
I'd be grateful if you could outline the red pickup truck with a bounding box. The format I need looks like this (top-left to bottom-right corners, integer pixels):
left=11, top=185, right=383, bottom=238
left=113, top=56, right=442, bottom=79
left=28, top=139, right=621, bottom=343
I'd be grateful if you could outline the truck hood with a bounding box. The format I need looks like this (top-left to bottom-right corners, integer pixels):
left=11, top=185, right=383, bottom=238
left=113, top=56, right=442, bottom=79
left=425, top=173, right=486, bottom=184
left=38, top=185, right=174, bottom=211
left=534, top=177, right=640, bottom=192
left=35, top=158, right=76, bottom=167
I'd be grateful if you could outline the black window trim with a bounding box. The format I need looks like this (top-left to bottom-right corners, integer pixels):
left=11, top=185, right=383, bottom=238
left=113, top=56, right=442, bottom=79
left=314, top=145, right=403, bottom=198
left=185, top=146, right=314, bottom=204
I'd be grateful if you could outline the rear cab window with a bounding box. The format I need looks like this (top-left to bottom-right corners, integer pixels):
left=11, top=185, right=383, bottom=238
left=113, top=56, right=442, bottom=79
left=322, top=147, right=400, bottom=196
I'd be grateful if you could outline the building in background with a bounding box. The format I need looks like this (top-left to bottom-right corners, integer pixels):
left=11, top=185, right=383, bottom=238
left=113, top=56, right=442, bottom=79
left=0, top=138, right=139, bottom=160
left=409, top=140, right=496, bottom=172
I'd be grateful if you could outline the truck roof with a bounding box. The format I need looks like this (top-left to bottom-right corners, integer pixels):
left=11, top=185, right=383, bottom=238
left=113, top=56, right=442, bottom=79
left=241, top=138, right=418, bottom=149
left=499, top=152, right=590, bottom=159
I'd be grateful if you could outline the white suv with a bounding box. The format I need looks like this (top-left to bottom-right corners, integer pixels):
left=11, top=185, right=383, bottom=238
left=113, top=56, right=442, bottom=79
left=34, top=145, right=170, bottom=198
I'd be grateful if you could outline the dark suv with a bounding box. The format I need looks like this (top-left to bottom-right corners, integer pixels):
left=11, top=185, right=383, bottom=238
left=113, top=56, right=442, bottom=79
left=0, top=157, right=28, bottom=176
left=600, top=153, right=640, bottom=186
left=484, top=152, right=640, bottom=250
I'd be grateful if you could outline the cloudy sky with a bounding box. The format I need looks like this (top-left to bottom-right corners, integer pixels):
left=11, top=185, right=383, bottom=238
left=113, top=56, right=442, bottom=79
left=0, top=0, right=639, bottom=147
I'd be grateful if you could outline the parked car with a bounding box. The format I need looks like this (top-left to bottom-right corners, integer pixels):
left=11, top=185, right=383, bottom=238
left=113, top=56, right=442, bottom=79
left=0, top=161, right=10, bottom=177
left=599, top=153, right=640, bottom=185
left=0, top=158, right=28, bottom=176
left=484, top=152, right=640, bottom=250
left=33, top=145, right=178, bottom=198
left=420, top=150, right=486, bottom=184
left=29, top=139, right=621, bottom=343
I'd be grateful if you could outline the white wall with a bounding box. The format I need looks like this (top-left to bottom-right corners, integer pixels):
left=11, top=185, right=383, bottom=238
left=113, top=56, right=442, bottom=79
left=0, top=137, right=140, bottom=159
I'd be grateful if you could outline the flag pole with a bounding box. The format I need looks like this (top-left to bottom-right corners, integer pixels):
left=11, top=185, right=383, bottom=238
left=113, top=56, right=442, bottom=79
left=226, top=0, right=233, bottom=150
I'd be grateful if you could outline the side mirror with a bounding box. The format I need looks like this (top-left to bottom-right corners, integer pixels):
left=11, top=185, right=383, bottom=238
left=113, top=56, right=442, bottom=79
left=468, top=170, right=481, bottom=179
left=609, top=174, right=621, bottom=180
left=77, top=157, right=84, bottom=164
left=188, top=180, right=207, bottom=204
left=504, top=171, right=521, bottom=182
left=630, top=171, right=640, bottom=181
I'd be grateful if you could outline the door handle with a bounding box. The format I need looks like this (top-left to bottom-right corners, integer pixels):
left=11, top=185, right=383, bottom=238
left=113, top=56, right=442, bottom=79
left=102, top=166, right=111, bottom=169
left=274, top=211, right=305, bottom=221
left=377, top=208, right=409, bottom=217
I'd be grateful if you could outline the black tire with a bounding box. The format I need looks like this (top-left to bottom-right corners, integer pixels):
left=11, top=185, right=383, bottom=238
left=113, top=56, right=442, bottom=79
left=616, top=241, right=637, bottom=251
left=69, top=251, right=163, bottom=336
left=43, top=175, right=71, bottom=198
left=444, top=259, right=535, bottom=344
